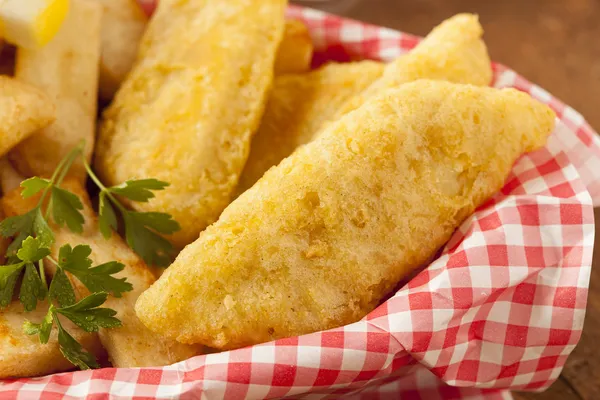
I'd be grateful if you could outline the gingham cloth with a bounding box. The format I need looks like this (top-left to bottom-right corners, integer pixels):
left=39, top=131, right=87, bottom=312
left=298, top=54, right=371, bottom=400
left=2, top=5, right=600, bottom=400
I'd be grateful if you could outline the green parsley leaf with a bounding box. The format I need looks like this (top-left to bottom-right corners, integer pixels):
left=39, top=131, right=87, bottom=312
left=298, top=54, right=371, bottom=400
left=123, top=212, right=174, bottom=267
left=49, top=268, right=76, bottom=307
left=58, top=244, right=132, bottom=297
left=50, top=186, right=85, bottom=233
left=19, top=263, right=47, bottom=311
left=0, top=210, right=35, bottom=238
left=56, top=292, right=121, bottom=333
left=33, top=208, right=54, bottom=248
left=98, top=192, right=117, bottom=240
left=127, top=212, right=180, bottom=235
left=0, top=271, right=20, bottom=308
left=20, top=177, right=51, bottom=198
left=56, top=318, right=99, bottom=370
left=0, top=263, right=23, bottom=289
left=109, top=179, right=169, bottom=202
left=23, top=308, right=53, bottom=343
left=17, top=236, right=51, bottom=263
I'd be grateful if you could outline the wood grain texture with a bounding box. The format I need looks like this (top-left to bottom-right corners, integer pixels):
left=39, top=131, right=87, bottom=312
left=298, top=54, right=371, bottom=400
left=293, top=1, right=599, bottom=398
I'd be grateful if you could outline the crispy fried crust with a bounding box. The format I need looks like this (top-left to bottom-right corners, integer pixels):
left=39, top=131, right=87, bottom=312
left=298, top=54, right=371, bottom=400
left=0, top=76, right=55, bottom=158
left=136, top=81, right=555, bottom=350
left=10, top=0, right=101, bottom=182
left=95, top=0, right=288, bottom=249
left=1, top=181, right=201, bottom=368
left=236, top=61, right=384, bottom=196
left=275, top=20, right=313, bottom=75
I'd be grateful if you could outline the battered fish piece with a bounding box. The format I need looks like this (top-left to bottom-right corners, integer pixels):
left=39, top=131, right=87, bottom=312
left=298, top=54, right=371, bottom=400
left=236, top=13, right=491, bottom=195
left=135, top=80, right=555, bottom=349
left=338, top=13, right=492, bottom=116
left=98, top=11, right=312, bottom=100
left=10, top=0, right=101, bottom=182
left=97, top=0, right=148, bottom=100
left=0, top=157, right=23, bottom=194
left=0, top=301, right=105, bottom=379
left=275, top=19, right=313, bottom=75
left=0, top=76, right=55, bottom=158
left=95, top=0, right=287, bottom=249
left=1, top=181, right=201, bottom=367
left=236, top=61, right=384, bottom=196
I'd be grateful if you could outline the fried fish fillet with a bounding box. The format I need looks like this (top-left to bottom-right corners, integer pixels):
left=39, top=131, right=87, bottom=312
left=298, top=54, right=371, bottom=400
left=1, top=181, right=201, bottom=367
left=338, top=13, right=492, bottom=116
left=135, top=80, right=555, bottom=349
left=275, top=19, right=313, bottom=75
left=97, top=0, right=148, bottom=100
left=236, top=61, right=384, bottom=196
left=235, top=13, right=492, bottom=195
left=0, top=76, right=55, bottom=158
left=10, top=0, right=101, bottom=183
left=97, top=6, right=312, bottom=101
left=0, top=301, right=105, bottom=379
left=96, top=0, right=287, bottom=249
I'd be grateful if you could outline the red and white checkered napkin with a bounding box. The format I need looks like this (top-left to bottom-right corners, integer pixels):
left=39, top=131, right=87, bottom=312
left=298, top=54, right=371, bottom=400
left=3, top=5, right=600, bottom=400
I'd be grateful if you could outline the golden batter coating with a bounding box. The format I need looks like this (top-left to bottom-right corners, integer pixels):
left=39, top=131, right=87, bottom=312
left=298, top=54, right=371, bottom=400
left=135, top=80, right=555, bottom=350
left=95, top=0, right=287, bottom=249
left=236, top=61, right=384, bottom=196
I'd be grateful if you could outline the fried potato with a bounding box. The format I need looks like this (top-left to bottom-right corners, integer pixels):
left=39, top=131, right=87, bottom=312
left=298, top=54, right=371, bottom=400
left=338, top=13, right=492, bottom=116
left=275, top=19, right=313, bottom=75
left=236, top=61, right=384, bottom=196
left=0, top=301, right=105, bottom=379
left=236, top=13, right=491, bottom=195
left=10, top=0, right=101, bottom=182
left=0, top=157, right=23, bottom=195
left=1, top=181, right=201, bottom=367
left=0, top=76, right=56, bottom=158
left=97, top=0, right=148, bottom=100
left=96, top=0, right=287, bottom=249
left=136, top=80, right=555, bottom=349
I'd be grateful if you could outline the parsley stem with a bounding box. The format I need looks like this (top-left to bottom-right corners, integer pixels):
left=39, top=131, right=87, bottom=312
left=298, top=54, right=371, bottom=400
left=82, top=159, right=127, bottom=213
left=38, top=259, right=47, bottom=289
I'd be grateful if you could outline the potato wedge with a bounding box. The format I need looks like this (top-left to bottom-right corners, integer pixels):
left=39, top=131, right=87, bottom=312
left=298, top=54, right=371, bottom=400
left=275, top=19, right=313, bottom=75
left=0, top=300, right=105, bottom=379
left=10, top=0, right=101, bottom=182
left=1, top=181, right=202, bottom=367
left=0, top=76, right=55, bottom=158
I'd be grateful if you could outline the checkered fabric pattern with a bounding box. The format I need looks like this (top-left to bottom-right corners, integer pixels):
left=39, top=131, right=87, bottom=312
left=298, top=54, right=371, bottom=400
left=2, top=5, right=599, bottom=399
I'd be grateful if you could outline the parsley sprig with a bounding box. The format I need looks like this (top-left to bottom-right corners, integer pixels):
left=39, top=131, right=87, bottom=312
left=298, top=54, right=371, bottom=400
left=0, top=142, right=180, bottom=370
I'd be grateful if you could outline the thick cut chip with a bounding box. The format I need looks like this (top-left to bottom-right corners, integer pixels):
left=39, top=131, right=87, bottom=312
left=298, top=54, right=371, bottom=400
left=1, top=181, right=201, bottom=367
left=236, top=13, right=492, bottom=195
left=236, top=61, right=384, bottom=196
left=135, top=80, right=555, bottom=350
left=97, top=0, right=148, bottom=100
left=0, top=301, right=106, bottom=379
left=95, top=0, right=287, bottom=249
left=0, top=76, right=55, bottom=158
left=275, top=19, right=313, bottom=75
left=10, top=0, right=101, bottom=182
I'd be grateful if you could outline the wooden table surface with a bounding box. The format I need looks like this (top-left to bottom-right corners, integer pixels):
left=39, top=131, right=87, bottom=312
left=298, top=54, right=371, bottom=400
left=292, top=1, right=600, bottom=399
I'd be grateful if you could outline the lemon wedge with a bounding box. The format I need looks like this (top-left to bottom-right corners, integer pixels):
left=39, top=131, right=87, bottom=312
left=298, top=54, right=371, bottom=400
left=0, top=0, right=69, bottom=49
